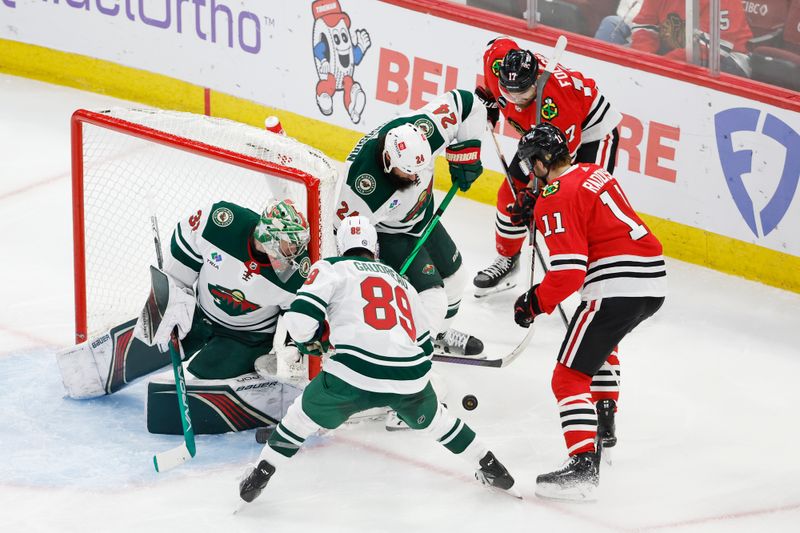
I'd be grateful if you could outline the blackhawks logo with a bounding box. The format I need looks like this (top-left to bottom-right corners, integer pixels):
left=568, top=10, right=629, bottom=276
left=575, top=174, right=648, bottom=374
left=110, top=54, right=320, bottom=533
left=208, top=284, right=261, bottom=316
left=540, top=96, right=558, bottom=121
left=542, top=181, right=560, bottom=197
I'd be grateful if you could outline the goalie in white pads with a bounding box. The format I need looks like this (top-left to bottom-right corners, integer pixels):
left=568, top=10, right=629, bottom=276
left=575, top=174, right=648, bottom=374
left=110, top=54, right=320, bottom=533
left=239, top=216, right=518, bottom=503
left=56, top=199, right=312, bottom=435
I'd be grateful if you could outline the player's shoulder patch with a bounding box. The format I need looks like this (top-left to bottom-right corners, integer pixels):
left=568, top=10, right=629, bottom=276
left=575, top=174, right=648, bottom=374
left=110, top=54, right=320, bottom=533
left=541, top=96, right=558, bottom=121
left=414, top=117, right=435, bottom=138
left=297, top=256, right=312, bottom=279
left=355, top=173, right=377, bottom=195
left=542, top=181, right=560, bottom=198
left=211, top=206, right=234, bottom=227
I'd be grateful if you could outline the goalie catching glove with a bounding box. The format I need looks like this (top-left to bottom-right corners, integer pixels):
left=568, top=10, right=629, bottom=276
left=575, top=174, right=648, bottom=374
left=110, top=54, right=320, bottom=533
left=294, top=320, right=331, bottom=356
left=514, top=284, right=544, bottom=328
left=446, top=140, right=483, bottom=192
left=134, top=266, right=196, bottom=350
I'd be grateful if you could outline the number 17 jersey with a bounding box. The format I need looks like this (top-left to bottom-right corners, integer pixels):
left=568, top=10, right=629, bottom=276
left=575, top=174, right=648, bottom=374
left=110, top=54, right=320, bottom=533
left=285, top=256, right=434, bottom=394
left=533, top=163, right=667, bottom=314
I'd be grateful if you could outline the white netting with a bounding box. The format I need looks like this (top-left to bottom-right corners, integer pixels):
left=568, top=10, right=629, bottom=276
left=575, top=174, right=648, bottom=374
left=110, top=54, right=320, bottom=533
left=74, top=108, right=341, bottom=338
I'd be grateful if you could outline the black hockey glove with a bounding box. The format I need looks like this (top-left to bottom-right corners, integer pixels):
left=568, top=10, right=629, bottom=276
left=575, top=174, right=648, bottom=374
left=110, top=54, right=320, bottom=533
left=514, top=284, right=544, bottom=328
left=509, top=187, right=538, bottom=229
left=475, top=86, right=500, bottom=127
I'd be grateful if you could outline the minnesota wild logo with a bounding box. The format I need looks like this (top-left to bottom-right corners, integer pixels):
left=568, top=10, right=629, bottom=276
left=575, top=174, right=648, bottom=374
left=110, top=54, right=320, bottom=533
left=208, top=284, right=261, bottom=316
left=400, top=180, right=433, bottom=223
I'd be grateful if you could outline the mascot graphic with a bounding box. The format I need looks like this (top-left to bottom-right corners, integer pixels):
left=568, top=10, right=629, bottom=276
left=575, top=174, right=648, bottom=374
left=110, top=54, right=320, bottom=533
left=311, top=0, right=371, bottom=124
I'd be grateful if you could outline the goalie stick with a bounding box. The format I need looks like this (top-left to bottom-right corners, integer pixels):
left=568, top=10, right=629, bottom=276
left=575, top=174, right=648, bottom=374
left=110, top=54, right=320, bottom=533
left=432, top=37, right=569, bottom=370
left=149, top=215, right=197, bottom=472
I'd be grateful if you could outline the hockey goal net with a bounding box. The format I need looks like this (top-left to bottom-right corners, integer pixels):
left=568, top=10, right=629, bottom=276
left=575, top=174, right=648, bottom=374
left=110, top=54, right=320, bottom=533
left=71, top=108, right=341, bottom=357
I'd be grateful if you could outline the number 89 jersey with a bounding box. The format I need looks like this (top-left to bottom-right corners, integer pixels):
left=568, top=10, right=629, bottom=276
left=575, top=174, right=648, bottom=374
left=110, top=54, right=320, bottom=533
left=533, top=163, right=667, bottom=314
left=285, top=256, right=434, bottom=394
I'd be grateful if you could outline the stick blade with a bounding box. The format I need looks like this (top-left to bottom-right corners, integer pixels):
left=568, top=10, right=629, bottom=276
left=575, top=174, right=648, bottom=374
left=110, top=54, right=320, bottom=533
left=153, top=443, right=193, bottom=473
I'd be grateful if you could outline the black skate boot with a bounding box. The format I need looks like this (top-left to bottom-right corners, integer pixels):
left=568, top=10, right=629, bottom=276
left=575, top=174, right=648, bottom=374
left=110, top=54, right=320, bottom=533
left=475, top=451, right=519, bottom=497
left=473, top=253, right=520, bottom=298
left=239, top=460, right=276, bottom=503
left=433, top=328, right=484, bottom=357
left=535, top=451, right=600, bottom=501
left=596, top=399, right=617, bottom=448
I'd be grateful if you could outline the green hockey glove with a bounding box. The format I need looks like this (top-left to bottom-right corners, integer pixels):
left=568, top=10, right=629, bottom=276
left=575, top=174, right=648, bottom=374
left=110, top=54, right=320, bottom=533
left=446, top=140, right=483, bottom=192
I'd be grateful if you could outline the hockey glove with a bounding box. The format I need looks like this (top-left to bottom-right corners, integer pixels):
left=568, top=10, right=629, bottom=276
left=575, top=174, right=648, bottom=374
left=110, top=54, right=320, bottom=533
left=134, top=267, right=195, bottom=349
left=296, top=321, right=331, bottom=356
left=475, top=86, right=500, bottom=127
left=446, top=140, right=483, bottom=192
left=509, top=187, right=538, bottom=229
left=514, top=284, right=544, bottom=328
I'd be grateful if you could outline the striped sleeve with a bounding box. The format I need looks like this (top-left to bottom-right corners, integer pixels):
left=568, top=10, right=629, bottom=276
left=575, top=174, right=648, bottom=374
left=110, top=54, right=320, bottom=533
left=164, top=208, right=207, bottom=288
left=285, top=260, right=337, bottom=344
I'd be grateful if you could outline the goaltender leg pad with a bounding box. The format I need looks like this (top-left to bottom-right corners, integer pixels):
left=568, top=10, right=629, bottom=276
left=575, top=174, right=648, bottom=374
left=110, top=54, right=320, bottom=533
left=146, top=370, right=302, bottom=435
left=56, top=318, right=170, bottom=399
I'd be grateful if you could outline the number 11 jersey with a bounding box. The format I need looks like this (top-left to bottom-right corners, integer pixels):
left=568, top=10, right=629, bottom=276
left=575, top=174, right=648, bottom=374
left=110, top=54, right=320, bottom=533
left=533, top=163, right=667, bottom=314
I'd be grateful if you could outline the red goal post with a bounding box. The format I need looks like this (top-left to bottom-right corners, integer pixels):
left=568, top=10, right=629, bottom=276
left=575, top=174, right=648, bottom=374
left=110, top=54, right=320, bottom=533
left=71, top=108, right=341, bottom=377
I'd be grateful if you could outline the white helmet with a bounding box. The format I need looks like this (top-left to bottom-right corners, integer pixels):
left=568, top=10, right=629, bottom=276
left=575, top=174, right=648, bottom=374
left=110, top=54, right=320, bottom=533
left=336, top=215, right=379, bottom=257
left=382, top=123, right=432, bottom=175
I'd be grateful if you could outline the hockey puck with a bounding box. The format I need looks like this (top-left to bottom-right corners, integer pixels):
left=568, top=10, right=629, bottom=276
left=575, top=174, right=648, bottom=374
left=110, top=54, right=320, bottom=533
left=462, top=394, right=478, bottom=411
left=255, top=425, right=276, bottom=444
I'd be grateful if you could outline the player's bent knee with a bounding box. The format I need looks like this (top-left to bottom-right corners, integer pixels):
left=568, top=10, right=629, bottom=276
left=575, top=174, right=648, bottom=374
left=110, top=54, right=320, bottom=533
left=551, top=362, right=593, bottom=400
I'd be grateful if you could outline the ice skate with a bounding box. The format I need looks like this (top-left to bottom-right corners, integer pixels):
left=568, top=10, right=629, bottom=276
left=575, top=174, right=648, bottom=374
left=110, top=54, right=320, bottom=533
left=535, top=451, right=599, bottom=502
left=473, top=253, right=519, bottom=298
left=384, top=410, right=411, bottom=431
left=596, top=399, right=617, bottom=448
left=475, top=451, right=520, bottom=498
left=239, top=460, right=276, bottom=503
left=433, top=328, right=484, bottom=358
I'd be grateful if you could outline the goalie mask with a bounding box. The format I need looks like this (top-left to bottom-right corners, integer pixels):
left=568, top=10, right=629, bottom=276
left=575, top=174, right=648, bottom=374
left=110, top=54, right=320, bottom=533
left=336, top=215, right=378, bottom=258
left=254, top=199, right=310, bottom=274
left=382, top=123, right=432, bottom=176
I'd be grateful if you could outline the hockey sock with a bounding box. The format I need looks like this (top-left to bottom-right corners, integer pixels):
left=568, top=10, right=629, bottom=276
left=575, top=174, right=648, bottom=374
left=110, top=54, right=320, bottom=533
left=259, top=398, right=321, bottom=465
left=419, top=286, right=447, bottom=335
left=552, top=363, right=596, bottom=456
left=441, top=265, right=466, bottom=331
left=420, top=403, right=479, bottom=456
left=591, top=349, right=620, bottom=405
left=495, top=179, right=527, bottom=256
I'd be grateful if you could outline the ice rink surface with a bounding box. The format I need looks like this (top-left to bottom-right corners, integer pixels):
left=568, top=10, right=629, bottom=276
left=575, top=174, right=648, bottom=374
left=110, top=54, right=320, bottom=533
left=1, top=74, right=799, bottom=532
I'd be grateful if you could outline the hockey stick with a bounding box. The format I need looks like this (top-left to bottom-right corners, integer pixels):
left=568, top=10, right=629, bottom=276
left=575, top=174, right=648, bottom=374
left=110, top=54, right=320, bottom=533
left=535, top=35, right=568, bottom=127
left=150, top=214, right=196, bottom=472
left=398, top=182, right=459, bottom=276
left=431, top=324, right=535, bottom=368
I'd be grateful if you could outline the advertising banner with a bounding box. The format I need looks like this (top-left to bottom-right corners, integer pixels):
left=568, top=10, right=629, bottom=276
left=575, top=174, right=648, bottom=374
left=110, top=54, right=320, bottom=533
left=1, top=0, right=798, bottom=258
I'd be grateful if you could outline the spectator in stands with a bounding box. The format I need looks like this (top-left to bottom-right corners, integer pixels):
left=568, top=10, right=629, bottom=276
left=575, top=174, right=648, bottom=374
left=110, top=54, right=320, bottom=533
left=595, top=0, right=752, bottom=76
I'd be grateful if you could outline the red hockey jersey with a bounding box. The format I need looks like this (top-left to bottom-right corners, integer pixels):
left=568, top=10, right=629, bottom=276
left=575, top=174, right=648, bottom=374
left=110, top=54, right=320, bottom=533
left=482, top=37, right=621, bottom=157
left=532, top=163, right=667, bottom=314
left=631, top=0, right=752, bottom=59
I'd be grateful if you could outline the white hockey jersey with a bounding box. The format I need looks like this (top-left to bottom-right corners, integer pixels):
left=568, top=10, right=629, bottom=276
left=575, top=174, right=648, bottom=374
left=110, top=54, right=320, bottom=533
left=335, top=89, right=487, bottom=237
left=284, top=256, right=434, bottom=394
left=165, top=201, right=310, bottom=335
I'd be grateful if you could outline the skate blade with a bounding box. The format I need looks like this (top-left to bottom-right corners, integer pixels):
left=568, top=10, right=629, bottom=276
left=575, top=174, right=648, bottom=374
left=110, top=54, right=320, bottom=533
left=600, top=447, right=613, bottom=466
left=534, top=482, right=597, bottom=502
left=473, top=280, right=517, bottom=299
